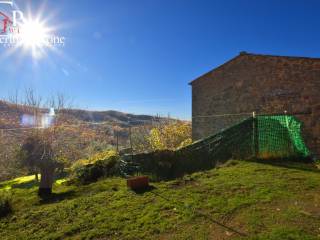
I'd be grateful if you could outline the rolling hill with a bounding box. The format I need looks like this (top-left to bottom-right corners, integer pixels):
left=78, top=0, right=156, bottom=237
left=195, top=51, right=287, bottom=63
left=0, top=100, right=163, bottom=129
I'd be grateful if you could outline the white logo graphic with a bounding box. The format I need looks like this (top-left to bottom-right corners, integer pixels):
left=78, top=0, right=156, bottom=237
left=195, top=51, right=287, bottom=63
left=0, top=0, right=65, bottom=58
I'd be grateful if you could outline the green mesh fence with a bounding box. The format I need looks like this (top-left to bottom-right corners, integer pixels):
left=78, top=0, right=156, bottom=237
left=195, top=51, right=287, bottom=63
left=183, top=114, right=310, bottom=160
left=256, top=115, right=310, bottom=159
left=121, top=114, right=310, bottom=180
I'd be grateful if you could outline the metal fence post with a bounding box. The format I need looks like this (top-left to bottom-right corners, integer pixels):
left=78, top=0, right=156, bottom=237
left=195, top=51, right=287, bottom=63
left=252, top=112, right=258, bottom=158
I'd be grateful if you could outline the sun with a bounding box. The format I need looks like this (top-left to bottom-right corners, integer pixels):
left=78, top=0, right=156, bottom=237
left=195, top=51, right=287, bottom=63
left=20, top=20, right=48, bottom=47
left=0, top=2, right=66, bottom=62
left=18, top=19, right=51, bottom=58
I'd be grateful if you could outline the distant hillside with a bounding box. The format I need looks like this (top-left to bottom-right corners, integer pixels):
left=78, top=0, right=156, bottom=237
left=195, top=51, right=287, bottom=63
left=61, top=108, right=160, bottom=127
left=0, top=100, right=163, bottom=129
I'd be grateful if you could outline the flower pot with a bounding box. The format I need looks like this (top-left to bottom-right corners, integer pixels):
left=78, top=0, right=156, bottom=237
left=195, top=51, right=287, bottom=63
left=127, top=176, right=149, bottom=190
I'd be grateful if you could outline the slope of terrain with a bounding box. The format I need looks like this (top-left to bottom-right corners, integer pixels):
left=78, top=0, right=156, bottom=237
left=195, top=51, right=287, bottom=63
left=0, top=100, right=161, bottom=129
left=1, top=160, right=320, bottom=240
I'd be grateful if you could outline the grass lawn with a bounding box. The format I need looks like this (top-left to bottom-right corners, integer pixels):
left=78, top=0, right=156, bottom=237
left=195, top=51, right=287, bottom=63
left=1, top=160, right=320, bottom=239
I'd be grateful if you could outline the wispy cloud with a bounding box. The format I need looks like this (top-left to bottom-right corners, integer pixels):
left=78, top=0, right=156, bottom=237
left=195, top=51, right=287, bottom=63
left=61, top=68, right=70, bottom=77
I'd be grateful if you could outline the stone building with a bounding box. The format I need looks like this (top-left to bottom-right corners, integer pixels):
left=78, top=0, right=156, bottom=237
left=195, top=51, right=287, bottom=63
left=190, top=52, right=320, bottom=156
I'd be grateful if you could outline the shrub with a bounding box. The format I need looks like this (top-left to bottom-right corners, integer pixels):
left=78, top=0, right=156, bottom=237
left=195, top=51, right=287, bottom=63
left=0, top=193, right=12, bottom=218
left=72, top=150, right=118, bottom=168
left=71, top=150, right=120, bottom=184
left=148, top=121, right=192, bottom=151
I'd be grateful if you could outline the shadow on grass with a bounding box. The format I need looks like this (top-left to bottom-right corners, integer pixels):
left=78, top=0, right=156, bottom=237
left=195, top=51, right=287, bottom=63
left=131, top=185, right=157, bottom=194
left=245, top=158, right=320, bottom=173
left=150, top=190, right=247, bottom=237
left=39, top=190, right=76, bottom=204
left=12, top=179, right=39, bottom=189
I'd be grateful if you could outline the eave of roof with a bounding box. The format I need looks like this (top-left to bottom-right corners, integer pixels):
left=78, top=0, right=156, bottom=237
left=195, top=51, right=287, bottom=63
left=188, top=51, right=320, bottom=85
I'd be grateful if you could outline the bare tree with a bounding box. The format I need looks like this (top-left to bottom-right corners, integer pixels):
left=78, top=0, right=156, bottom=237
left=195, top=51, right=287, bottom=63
left=1, top=89, right=81, bottom=184
left=7, top=89, right=20, bottom=106
left=45, top=92, right=73, bottom=110
left=18, top=89, right=73, bottom=183
left=24, top=87, right=43, bottom=109
left=23, top=88, right=43, bottom=128
left=18, top=131, right=60, bottom=196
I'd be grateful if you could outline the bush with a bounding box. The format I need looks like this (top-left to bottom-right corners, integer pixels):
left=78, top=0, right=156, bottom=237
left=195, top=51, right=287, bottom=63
left=148, top=121, right=192, bottom=151
left=71, top=150, right=120, bottom=184
left=0, top=193, right=12, bottom=218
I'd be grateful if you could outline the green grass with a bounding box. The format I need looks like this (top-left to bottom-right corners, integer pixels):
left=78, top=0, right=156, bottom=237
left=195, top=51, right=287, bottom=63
left=0, top=175, right=38, bottom=190
left=1, top=160, right=320, bottom=239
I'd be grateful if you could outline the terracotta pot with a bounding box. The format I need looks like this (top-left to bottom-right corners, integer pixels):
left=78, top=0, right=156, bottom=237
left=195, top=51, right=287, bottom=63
left=127, top=176, right=149, bottom=190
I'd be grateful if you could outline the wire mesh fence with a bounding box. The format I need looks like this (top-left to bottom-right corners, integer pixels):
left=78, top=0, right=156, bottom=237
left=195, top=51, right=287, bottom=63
left=120, top=113, right=313, bottom=180
left=192, top=111, right=318, bottom=158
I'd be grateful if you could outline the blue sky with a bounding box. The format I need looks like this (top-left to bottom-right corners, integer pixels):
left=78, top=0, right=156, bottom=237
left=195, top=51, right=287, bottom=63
left=0, top=0, right=320, bottom=119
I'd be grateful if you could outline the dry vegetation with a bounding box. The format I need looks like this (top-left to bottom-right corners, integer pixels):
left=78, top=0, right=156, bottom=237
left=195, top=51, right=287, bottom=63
left=0, top=92, right=190, bottom=181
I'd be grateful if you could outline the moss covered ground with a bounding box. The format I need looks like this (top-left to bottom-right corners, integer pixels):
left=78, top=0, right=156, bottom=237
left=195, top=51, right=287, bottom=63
left=1, top=160, right=320, bottom=239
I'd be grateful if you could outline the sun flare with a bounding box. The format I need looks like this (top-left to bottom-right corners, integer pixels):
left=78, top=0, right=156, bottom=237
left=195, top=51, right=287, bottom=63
left=20, top=20, right=49, bottom=48
left=18, top=19, right=51, bottom=58
left=0, top=2, right=66, bottom=62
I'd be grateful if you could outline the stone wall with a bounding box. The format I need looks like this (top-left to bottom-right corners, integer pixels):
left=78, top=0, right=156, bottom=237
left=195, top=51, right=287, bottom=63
left=191, top=53, right=320, bottom=156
